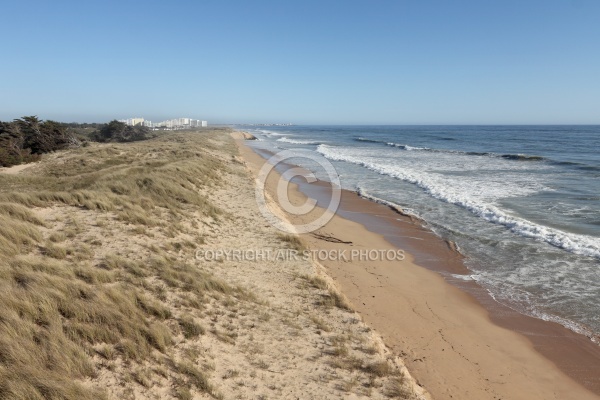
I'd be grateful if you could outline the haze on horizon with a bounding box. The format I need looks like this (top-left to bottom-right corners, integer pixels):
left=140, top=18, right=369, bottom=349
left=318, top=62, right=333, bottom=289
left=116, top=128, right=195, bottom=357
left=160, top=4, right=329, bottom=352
left=1, top=0, right=599, bottom=125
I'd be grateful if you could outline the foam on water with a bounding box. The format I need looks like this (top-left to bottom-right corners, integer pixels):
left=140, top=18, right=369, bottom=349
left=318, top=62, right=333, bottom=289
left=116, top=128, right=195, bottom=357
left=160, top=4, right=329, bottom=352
left=384, top=141, right=547, bottom=161
left=356, top=179, right=599, bottom=342
left=355, top=137, right=382, bottom=143
left=386, top=142, right=429, bottom=151
left=449, top=273, right=478, bottom=281
left=245, top=125, right=600, bottom=339
left=277, top=137, right=323, bottom=145
left=483, top=282, right=600, bottom=343
left=259, top=129, right=286, bottom=136
left=317, top=144, right=600, bottom=259
left=356, top=187, right=419, bottom=218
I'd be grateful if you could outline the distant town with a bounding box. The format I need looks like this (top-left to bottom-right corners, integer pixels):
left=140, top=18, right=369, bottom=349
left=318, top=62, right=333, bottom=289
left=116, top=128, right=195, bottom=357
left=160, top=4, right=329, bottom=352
left=118, top=117, right=207, bottom=129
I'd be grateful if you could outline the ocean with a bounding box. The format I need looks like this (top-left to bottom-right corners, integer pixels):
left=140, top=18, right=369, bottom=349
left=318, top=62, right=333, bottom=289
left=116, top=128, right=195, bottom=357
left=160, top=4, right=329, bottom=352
left=241, top=125, right=600, bottom=342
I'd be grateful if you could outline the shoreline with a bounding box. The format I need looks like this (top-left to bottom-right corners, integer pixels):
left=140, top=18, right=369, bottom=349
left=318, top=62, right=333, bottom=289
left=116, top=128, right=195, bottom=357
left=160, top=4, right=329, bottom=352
left=235, top=133, right=600, bottom=399
left=1, top=129, right=433, bottom=399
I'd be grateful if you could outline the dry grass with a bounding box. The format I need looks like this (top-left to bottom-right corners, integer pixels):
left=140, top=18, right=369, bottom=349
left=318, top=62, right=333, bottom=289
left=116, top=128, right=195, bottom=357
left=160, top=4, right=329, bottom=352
left=0, top=129, right=248, bottom=399
left=176, top=361, right=219, bottom=397
left=384, top=375, right=413, bottom=399
left=317, top=289, right=352, bottom=310
left=298, top=273, right=352, bottom=310
left=0, top=128, right=424, bottom=399
left=277, top=233, right=305, bottom=252
left=0, top=202, right=45, bottom=225
left=178, top=315, right=206, bottom=339
left=298, top=273, right=328, bottom=290
left=310, top=315, right=332, bottom=332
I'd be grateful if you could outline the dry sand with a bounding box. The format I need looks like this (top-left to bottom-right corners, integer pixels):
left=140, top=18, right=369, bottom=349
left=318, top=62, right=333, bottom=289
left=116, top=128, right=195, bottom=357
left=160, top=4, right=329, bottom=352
left=1, top=131, right=428, bottom=399
left=234, top=131, right=600, bottom=400
left=0, top=162, right=38, bottom=175
left=3, top=129, right=596, bottom=399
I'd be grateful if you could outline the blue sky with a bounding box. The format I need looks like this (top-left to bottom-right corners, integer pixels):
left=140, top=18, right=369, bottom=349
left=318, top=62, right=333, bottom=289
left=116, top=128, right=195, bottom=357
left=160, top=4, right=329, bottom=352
left=1, top=0, right=599, bottom=124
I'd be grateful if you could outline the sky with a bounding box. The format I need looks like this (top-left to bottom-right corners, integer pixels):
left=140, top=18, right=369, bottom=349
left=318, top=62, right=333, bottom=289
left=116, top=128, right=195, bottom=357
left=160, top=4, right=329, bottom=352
left=1, top=0, right=599, bottom=125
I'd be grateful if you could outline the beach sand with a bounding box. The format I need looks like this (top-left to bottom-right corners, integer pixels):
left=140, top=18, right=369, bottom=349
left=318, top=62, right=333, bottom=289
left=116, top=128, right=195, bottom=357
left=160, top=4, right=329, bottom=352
left=2, top=128, right=597, bottom=399
left=234, top=131, right=600, bottom=400
left=0, top=162, right=38, bottom=175
left=0, top=129, right=429, bottom=399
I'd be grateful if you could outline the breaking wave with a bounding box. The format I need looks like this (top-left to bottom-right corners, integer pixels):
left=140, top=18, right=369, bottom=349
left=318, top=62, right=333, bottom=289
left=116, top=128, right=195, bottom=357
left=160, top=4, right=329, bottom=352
left=317, top=144, right=600, bottom=259
left=355, top=137, right=547, bottom=161
left=277, top=137, right=322, bottom=145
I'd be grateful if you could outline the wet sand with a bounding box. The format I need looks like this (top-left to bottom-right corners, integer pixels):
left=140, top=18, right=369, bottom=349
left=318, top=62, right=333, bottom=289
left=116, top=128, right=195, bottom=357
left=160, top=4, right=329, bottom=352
left=237, top=136, right=600, bottom=399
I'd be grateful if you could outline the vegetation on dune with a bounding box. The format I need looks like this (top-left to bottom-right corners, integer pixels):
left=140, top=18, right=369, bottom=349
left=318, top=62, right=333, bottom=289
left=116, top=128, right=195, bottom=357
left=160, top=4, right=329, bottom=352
left=277, top=232, right=305, bottom=252
left=0, top=125, right=418, bottom=399
left=91, top=120, right=152, bottom=143
left=0, top=117, right=154, bottom=168
left=0, top=116, right=80, bottom=167
left=0, top=129, right=243, bottom=399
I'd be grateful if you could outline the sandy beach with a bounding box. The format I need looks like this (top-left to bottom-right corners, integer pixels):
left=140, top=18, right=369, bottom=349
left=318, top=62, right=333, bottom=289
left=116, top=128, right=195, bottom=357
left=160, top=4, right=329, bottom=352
left=1, top=128, right=597, bottom=399
left=4, top=0, right=600, bottom=397
left=0, top=129, right=430, bottom=399
left=234, top=131, right=600, bottom=400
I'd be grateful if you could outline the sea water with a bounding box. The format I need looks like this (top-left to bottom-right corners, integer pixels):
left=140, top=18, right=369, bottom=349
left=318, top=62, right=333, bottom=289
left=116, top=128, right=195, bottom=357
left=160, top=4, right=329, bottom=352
left=242, top=125, right=600, bottom=342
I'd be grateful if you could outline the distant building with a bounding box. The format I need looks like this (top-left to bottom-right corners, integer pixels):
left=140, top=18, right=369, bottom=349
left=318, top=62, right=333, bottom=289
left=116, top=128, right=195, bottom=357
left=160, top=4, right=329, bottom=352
left=130, top=118, right=144, bottom=126
left=190, top=119, right=207, bottom=127
left=120, top=117, right=208, bottom=129
left=119, top=118, right=145, bottom=126
left=156, top=118, right=208, bottom=129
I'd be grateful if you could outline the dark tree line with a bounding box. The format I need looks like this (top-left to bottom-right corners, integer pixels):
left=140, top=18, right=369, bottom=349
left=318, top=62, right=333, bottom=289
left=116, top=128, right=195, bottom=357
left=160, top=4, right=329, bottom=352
left=91, top=120, right=151, bottom=143
left=0, top=118, right=153, bottom=167
left=63, top=122, right=104, bottom=129
left=0, top=116, right=80, bottom=167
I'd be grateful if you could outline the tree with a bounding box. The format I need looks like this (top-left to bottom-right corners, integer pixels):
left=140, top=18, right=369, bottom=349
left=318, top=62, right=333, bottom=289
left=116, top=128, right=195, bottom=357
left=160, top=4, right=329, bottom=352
left=127, top=124, right=150, bottom=142
left=15, top=116, right=79, bottom=154
left=95, top=120, right=127, bottom=142
left=0, top=121, right=24, bottom=156
left=15, top=116, right=46, bottom=154
left=0, top=116, right=80, bottom=167
left=93, top=120, right=150, bottom=143
left=0, top=121, right=39, bottom=167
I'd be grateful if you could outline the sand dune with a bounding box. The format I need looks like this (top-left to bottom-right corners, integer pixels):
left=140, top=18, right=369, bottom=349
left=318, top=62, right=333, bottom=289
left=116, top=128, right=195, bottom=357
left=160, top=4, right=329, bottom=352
left=0, top=129, right=426, bottom=399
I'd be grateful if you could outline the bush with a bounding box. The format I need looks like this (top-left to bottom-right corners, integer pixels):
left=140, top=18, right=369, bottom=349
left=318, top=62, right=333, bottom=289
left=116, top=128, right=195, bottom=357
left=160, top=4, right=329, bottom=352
left=92, top=120, right=151, bottom=143
left=0, top=116, right=78, bottom=167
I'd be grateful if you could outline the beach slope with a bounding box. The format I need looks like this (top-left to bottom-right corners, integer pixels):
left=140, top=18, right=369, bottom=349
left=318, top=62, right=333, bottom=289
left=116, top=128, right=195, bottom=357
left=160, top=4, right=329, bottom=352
left=235, top=131, right=599, bottom=400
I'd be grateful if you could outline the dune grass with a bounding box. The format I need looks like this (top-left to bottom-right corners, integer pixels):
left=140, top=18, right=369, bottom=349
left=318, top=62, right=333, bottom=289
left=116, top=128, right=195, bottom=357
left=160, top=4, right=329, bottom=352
left=297, top=273, right=352, bottom=310
left=0, top=129, right=241, bottom=399
left=277, top=232, right=305, bottom=252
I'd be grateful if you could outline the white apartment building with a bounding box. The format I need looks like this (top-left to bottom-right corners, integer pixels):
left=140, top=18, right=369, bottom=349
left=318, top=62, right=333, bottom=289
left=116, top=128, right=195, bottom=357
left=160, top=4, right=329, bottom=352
left=153, top=118, right=208, bottom=129
left=119, top=117, right=208, bottom=129
left=118, top=118, right=145, bottom=126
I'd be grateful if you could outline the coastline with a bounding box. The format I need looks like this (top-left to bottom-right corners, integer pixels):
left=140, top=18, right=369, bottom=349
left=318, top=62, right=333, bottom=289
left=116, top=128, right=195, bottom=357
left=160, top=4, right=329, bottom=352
left=235, top=132, right=600, bottom=399
left=1, top=130, right=432, bottom=398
